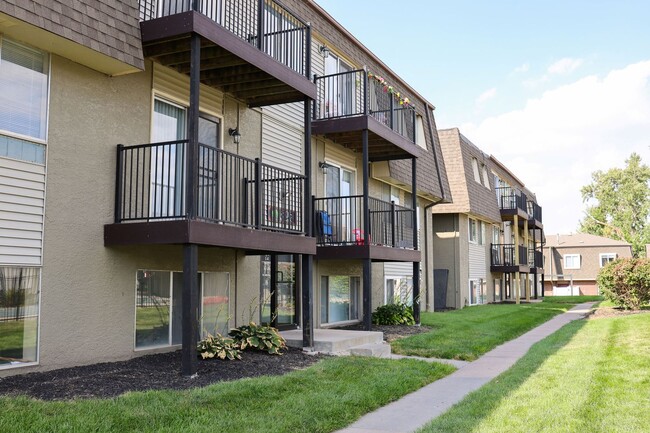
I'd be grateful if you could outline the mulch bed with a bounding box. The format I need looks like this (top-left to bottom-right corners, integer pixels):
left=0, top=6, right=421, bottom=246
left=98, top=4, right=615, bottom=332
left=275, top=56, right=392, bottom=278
left=589, top=306, right=650, bottom=319
left=0, top=348, right=326, bottom=401
left=337, top=324, right=432, bottom=342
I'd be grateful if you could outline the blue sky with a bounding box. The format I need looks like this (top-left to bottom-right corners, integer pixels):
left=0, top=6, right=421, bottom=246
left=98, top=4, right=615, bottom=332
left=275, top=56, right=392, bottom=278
left=315, top=0, right=650, bottom=235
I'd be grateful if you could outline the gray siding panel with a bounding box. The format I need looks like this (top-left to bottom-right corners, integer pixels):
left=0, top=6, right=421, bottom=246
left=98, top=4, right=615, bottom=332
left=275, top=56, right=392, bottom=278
left=469, top=243, right=486, bottom=279
left=384, top=262, right=413, bottom=277
left=261, top=115, right=303, bottom=174
left=0, top=157, right=45, bottom=266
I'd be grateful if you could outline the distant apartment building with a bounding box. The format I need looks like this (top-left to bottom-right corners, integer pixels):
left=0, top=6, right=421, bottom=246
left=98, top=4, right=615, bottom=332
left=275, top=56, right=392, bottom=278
left=0, top=0, right=450, bottom=375
left=431, top=128, right=544, bottom=308
left=543, top=233, right=633, bottom=296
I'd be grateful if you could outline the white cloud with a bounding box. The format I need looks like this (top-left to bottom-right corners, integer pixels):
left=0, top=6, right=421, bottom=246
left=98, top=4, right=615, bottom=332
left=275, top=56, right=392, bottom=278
left=512, top=63, right=530, bottom=74
left=460, top=60, right=650, bottom=235
left=547, top=57, right=583, bottom=75
left=476, top=87, right=497, bottom=106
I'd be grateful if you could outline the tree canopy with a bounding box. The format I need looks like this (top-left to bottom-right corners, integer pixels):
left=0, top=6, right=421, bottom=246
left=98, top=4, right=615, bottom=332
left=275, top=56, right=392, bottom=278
left=579, top=152, right=650, bottom=257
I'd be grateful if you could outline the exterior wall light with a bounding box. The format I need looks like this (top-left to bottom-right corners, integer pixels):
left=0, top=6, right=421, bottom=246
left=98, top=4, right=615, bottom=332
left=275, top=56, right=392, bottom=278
left=229, top=128, right=241, bottom=145
left=319, top=45, right=330, bottom=58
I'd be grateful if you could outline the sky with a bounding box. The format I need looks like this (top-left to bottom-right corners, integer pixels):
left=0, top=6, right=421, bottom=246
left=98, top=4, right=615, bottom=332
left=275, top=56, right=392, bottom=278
left=315, top=0, right=650, bottom=236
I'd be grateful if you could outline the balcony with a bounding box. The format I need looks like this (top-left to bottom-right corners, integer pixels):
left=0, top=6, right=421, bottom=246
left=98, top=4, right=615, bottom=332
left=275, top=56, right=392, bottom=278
left=496, top=186, right=528, bottom=223
left=312, top=70, right=425, bottom=161
left=313, top=195, right=420, bottom=262
left=104, top=140, right=315, bottom=254
left=491, top=243, right=529, bottom=273
left=529, top=249, right=544, bottom=270
left=527, top=200, right=543, bottom=229
left=138, top=0, right=316, bottom=106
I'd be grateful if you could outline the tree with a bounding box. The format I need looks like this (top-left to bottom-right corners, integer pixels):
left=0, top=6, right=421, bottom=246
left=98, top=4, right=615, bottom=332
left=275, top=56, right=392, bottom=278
left=579, top=153, right=650, bottom=257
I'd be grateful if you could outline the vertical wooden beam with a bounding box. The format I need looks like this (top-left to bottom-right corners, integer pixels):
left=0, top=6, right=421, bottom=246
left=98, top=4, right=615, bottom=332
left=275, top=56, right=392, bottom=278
left=411, top=157, right=420, bottom=325
left=362, top=129, right=372, bottom=331
left=181, top=32, right=201, bottom=377
left=514, top=215, right=520, bottom=304
left=302, top=96, right=314, bottom=348
left=181, top=244, right=198, bottom=376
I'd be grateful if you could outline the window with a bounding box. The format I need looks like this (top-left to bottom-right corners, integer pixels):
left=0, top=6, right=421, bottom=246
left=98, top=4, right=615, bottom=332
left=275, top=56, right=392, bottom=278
left=599, top=253, right=617, bottom=267
left=482, top=165, right=491, bottom=189
left=564, top=254, right=581, bottom=270
left=320, top=275, right=360, bottom=324
left=469, top=278, right=487, bottom=305
left=492, top=225, right=500, bottom=245
left=415, top=115, right=427, bottom=150
left=471, top=158, right=481, bottom=183
left=0, top=267, right=40, bottom=368
left=469, top=218, right=478, bottom=243
left=385, top=276, right=413, bottom=306
left=0, top=38, right=49, bottom=164
left=135, top=270, right=229, bottom=349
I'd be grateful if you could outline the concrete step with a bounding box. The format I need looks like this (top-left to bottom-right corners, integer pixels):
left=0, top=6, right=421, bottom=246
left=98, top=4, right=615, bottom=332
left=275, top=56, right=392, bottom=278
left=349, top=342, right=392, bottom=358
left=281, top=329, right=384, bottom=353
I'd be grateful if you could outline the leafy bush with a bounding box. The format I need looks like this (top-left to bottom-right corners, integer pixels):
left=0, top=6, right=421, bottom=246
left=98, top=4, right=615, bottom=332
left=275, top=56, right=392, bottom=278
left=197, top=333, right=242, bottom=360
left=597, top=258, right=650, bottom=309
left=229, top=322, right=286, bottom=355
left=372, top=302, right=415, bottom=325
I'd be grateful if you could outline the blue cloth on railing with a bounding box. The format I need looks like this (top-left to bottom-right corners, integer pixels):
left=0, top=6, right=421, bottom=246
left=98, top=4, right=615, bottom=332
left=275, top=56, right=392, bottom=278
left=315, top=210, right=332, bottom=241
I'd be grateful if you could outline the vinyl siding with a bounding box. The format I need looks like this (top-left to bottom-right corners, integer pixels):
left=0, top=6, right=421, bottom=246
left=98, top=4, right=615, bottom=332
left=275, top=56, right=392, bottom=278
left=261, top=115, right=303, bottom=174
left=0, top=157, right=45, bottom=265
left=153, top=64, right=223, bottom=116
left=384, top=262, right=413, bottom=277
left=469, top=243, right=486, bottom=279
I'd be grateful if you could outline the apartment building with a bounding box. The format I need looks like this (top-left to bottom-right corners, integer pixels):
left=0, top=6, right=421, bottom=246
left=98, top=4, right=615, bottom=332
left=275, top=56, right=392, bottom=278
left=432, top=128, right=544, bottom=308
left=0, top=0, right=449, bottom=376
left=544, top=233, right=632, bottom=296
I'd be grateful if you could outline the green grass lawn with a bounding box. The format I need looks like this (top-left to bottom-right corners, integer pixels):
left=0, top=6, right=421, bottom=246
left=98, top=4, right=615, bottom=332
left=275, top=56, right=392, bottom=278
left=392, top=296, right=601, bottom=361
left=419, top=312, right=650, bottom=433
left=0, top=356, right=455, bottom=433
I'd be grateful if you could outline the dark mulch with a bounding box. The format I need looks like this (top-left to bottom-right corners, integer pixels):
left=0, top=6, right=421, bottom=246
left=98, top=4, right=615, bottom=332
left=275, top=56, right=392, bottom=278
left=590, top=306, right=650, bottom=319
left=0, top=348, right=326, bottom=401
left=338, top=324, right=432, bottom=342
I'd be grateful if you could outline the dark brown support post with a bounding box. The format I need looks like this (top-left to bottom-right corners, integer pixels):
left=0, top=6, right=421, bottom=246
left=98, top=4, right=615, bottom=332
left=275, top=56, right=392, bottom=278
left=181, top=33, right=201, bottom=377
left=302, top=96, right=314, bottom=349
left=305, top=24, right=311, bottom=79
left=181, top=244, right=198, bottom=376
left=411, top=157, right=420, bottom=325
left=270, top=254, right=278, bottom=327
left=114, top=144, right=123, bottom=223
left=363, top=67, right=368, bottom=115
left=254, top=158, right=262, bottom=229
left=390, top=201, right=396, bottom=247
left=256, top=0, right=264, bottom=51
left=533, top=229, right=538, bottom=299
left=362, top=128, right=372, bottom=330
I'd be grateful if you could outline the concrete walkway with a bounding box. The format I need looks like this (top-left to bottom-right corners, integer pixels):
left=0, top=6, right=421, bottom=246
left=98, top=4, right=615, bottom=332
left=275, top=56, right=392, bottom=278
left=337, top=302, right=596, bottom=433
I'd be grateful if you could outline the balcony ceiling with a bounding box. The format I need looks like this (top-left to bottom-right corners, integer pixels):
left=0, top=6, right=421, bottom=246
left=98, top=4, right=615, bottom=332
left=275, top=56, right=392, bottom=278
left=140, top=11, right=316, bottom=107
left=312, top=115, right=425, bottom=161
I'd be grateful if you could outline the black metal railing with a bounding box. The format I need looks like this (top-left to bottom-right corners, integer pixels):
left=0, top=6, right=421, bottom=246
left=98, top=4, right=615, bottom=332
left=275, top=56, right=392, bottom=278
left=139, top=0, right=310, bottom=77
left=527, top=200, right=543, bottom=223
left=529, top=249, right=543, bottom=268
left=491, top=243, right=528, bottom=267
left=115, top=140, right=305, bottom=234
left=496, top=187, right=527, bottom=213
left=313, top=195, right=414, bottom=248
left=313, top=69, right=416, bottom=143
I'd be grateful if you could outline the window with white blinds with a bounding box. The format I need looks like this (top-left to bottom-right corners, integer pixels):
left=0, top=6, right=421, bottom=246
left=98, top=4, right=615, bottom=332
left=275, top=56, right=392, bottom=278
left=0, top=38, right=49, bottom=142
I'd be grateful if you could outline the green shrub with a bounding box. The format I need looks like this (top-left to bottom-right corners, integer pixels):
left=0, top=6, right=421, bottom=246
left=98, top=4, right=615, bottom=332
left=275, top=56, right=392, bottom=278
left=372, top=302, right=415, bottom=325
left=229, top=322, right=286, bottom=355
left=597, top=258, right=650, bottom=310
left=197, top=333, right=242, bottom=360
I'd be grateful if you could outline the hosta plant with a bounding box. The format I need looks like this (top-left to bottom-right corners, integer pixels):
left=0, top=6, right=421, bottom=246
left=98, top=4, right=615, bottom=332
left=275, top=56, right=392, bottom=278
left=372, top=302, right=415, bottom=325
left=229, top=322, right=286, bottom=355
left=197, top=333, right=242, bottom=360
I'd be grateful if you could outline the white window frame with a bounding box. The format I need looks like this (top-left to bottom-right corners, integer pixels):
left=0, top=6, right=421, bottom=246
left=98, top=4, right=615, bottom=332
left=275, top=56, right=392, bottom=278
left=415, top=115, right=427, bottom=150
left=471, top=158, right=481, bottom=183
left=469, top=218, right=478, bottom=244
left=384, top=275, right=414, bottom=306
left=482, top=165, right=491, bottom=189
left=564, top=254, right=581, bottom=270
left=134, top=270, right=230, bottom=351
left=468, top=278, right=486, bottom=306
left=320, top=275, right=361, bottom=326
left=599, top=253, right=617, bottom=268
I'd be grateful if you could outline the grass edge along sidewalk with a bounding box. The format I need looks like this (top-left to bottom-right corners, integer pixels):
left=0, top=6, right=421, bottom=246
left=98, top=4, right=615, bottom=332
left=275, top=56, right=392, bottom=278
left=419, top=309, right=650, bottom=433
left=0, top=356, right=455, bottom=433
left=392, top=296, right=603, bottom=361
